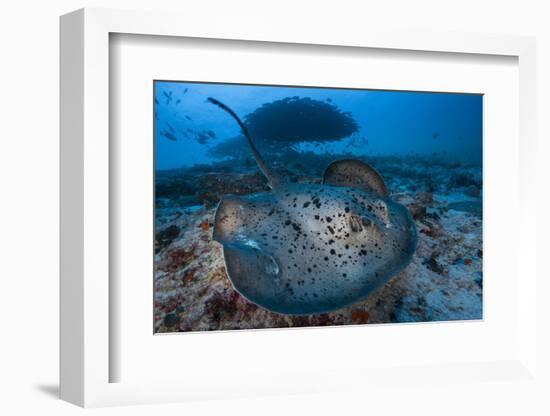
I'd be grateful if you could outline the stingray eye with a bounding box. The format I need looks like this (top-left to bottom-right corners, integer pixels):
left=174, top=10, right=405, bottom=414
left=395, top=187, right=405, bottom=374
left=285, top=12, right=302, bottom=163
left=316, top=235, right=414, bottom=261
left=372, top=200, right=390, bottom=226
left=349, top=214, right=375, bottom=233
left=349, top=215, right=364, bottom=232
left=361, top=217, right=373, bottom=228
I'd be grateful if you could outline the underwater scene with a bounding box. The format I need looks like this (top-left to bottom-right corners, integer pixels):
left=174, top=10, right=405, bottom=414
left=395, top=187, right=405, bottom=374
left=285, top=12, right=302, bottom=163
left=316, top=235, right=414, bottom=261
left=154, top=81, right=482, bottom=333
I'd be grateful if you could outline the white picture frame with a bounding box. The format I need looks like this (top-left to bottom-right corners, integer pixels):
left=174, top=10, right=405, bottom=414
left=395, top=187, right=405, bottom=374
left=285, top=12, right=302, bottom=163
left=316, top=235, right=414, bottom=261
left=60, top=7, right=538, bottom=408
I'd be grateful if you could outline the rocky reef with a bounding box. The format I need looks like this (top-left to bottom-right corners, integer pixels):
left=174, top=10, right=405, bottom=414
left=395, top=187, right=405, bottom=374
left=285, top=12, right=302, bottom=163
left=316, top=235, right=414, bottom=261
left=154, top=153, right=482, bottom=332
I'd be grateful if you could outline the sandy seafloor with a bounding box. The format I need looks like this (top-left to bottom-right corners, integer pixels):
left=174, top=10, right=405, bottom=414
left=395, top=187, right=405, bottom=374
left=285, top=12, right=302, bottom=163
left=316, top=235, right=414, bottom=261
left=154, top=153, right=482, bottom=332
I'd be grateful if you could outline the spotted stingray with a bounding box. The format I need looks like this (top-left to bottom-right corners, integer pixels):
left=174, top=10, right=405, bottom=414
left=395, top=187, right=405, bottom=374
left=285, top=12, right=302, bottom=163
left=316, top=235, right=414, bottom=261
left=208, top=97, right=417, bottom=315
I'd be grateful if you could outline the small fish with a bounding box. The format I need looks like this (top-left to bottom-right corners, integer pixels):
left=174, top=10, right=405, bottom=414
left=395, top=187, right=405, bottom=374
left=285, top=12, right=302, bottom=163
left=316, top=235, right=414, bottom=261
left=195, top=131, right=211, bottom=145
left=176, top=99, right=181, bottom=105
left=207, top=130, right=217, bottom=139
left=167, top=124, right=175, bottom=133
left=160, top=130, right=177, bottom=141
left=178, top=129, right=190, bottom=139
left=185, top=115, right=193, bottom=121
left=154, top=98, right=159, bottom=105
left=326, top=98, right=332, bottom=102
left=184, top=88, right=188, bottom=93
left=163, top=91, right=173, bottom=104
left=433, top=132, right=440, bottom=139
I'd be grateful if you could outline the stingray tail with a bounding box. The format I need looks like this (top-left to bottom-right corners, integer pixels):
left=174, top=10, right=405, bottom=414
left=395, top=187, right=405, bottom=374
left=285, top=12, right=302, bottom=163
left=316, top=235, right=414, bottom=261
left=207, top=97, right=280, bottom=189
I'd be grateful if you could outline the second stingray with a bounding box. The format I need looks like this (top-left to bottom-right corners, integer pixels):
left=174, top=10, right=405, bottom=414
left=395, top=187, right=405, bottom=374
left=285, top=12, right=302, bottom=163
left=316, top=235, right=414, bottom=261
left=208, top=97, right=417, bottom=315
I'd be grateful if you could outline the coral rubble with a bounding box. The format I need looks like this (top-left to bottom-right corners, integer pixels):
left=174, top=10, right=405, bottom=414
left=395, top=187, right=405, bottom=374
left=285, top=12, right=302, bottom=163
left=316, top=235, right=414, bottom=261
left=154, top=154, right=482, bottom=332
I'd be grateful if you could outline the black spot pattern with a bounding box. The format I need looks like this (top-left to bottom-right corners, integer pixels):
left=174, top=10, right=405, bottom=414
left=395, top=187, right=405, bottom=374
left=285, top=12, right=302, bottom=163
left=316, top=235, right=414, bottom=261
left=214, top=181, right=416, bottom=315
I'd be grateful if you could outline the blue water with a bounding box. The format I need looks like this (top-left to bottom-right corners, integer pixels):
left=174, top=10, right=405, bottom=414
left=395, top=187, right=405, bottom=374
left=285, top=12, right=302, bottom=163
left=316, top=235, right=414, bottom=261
left=154, top=81, right=482, bottom=171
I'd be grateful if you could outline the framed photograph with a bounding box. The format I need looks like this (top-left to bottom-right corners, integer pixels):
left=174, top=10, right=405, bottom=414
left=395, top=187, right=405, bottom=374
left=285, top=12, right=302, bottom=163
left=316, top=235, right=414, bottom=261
left=152, top=81, right=483, bottom=333
left=60, top=8, right=538, bottom=408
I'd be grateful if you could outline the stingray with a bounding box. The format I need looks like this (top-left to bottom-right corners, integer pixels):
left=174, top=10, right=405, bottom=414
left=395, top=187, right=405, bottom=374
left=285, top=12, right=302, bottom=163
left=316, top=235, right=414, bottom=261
left=207, top=97, right=417, bottom=315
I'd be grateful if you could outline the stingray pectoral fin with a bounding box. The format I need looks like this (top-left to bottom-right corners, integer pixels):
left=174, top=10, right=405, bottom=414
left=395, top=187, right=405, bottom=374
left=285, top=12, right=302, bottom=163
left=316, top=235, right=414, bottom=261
left=222, top=242, right=282, bottom=307
left=213, top=195, right=246, bottom=243
left=323, top=159, right=388, bottom=196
